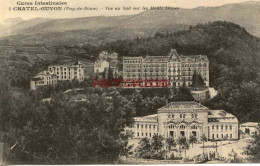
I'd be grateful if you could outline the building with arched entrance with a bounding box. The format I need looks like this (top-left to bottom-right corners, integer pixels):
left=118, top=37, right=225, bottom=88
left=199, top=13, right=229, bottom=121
left=126, top=101, right=238, bottom=141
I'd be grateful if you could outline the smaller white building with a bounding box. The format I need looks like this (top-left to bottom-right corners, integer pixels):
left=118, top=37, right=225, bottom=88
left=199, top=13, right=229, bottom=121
left=31, top=61, right=84, bottom=90
left=125, top=114, right=158, bottom=139
left=208, top=110, right=239, bottom=140
left=190, top=88, right=210, bottom=102
left=30, top=70, right=57, bottom=90
left=240, top=122, right=259, bottom=136
left=94, top=60, right=109, bottom=73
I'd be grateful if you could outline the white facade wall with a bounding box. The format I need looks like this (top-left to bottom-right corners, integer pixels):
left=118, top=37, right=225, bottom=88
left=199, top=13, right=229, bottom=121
left=208, top=122, right=238, bottom=140
left=158, top=110, right=208, bottom=139
left=48, top=64, right=84, bottom=82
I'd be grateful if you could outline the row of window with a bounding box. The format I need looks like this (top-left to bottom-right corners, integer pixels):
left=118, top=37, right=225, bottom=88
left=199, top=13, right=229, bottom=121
left=57, top=76, right=78, bottom=79
left=171, top=82, right=182, bottom=86
left=37, top=80, right=56, bottom=85
left=124, top=60, right=142, bottom=63
left=182, top=77, right=193, bottom=81
left=124, top=61, right=207, bottom=67
left=168, top=69, right=181, bottom=72
left=124, top=75, right=206, bottom=80
left=143, top=69, right=166, bottom=72
left=143, top=65, right=167, bottom=68
left=144, top=73, right=166, bottom=76
left=125, top=64, right=142, bottom=68
left=168, top=124, right=198, bottom=129
left=168, top=113, right=198, bottom=119
left=136, top=132, right=157, bottom=137
left=56, top=72, right=78, bottom=75
left=212, top=133, right=232, bottom=139
left=125, top=69, right=142, bottom=72
left=49, top=67, right=81, bottom=71
left=182, top=63, right=207, bottom=67
left=46, top=76, right=53, bottom=80
left=168, top=77, right=182, bottom=81
left=168, top=64, right=181, bottom=67
left=136, top=124, right=157, bottom=129
left=212, top=125, right=233, bottom=130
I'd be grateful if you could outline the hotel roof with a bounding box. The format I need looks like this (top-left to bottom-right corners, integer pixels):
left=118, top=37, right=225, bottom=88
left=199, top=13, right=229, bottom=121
left=208, top=110, right=238, bottom=123
left=143, top=56, right=169, bottom=63
left=134, top=114, right=158, bottom=122
left=158, top=101, right=209, bottom=112
left=190, top=88, right=209, bottom=93
left=122, top=49, right=209, bottom=63
left=33, top=70, right=56, bottom=77
left=240, top=122, right=259, bottom=127
left=123, top=56, right=143, bottom=59
left=168, top=49, right=179, bottom=57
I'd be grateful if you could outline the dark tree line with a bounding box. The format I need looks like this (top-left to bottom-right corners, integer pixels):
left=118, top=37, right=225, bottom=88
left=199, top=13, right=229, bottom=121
left=0, top=81, right=135, bottom=164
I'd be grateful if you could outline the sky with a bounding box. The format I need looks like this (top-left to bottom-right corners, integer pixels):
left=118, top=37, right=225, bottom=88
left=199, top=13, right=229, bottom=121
left=0, top=0, right=259, bottom=24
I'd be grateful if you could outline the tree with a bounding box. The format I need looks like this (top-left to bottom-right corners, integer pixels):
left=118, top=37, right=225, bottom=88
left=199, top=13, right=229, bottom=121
left=151, top=134, right=164, bottom=152
left=166, top=137, right=175, bottom=151
left=165, top=137, right=176, bottom=159
left=136, top=137, right=152, bottom=158
left=189, top=135, right=197, bottom=148
left=102, top=69, right=107, bottom=79
left=94, top=73, right=99, bottom=80
left=244, top=133, right=260, bottom=162
left=201, top=133, right=207, bottom=154
left=172, top=86, right=193, bottom=101
left=106, top=66, right=115, bottom=86
left=176, top=136, right=186, bottom=153
left=0, top=88, right=136, bottom=164
left=192, top=71, right=205, bottom=87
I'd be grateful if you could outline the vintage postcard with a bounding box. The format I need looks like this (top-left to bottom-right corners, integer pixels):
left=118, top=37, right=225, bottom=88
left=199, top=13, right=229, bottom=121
left=0, top=0, right=259, bottom=164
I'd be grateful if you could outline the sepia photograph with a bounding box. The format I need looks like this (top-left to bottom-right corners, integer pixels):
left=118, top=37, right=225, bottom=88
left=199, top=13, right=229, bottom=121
left=0, top=0, right=259, bottom=164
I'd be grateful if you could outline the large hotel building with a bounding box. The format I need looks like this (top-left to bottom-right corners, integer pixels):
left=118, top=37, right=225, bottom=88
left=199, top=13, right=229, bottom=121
left=123, top=49, right=209, bottom=87
left=126, top=101, right=239, bottom=141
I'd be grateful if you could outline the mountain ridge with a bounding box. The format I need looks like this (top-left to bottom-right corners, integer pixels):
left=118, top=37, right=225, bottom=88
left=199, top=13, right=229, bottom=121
left=0, top=1, right=259, bottom=45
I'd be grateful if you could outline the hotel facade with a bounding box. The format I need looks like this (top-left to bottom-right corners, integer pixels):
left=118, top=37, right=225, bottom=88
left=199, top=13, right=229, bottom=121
left=47, top=61, right=84, bottom=81
left=30, top=61, right=84, bottom=90
left=126, top=101, right=238, bottom=141
left=123, top=49, right=209, bottom=87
